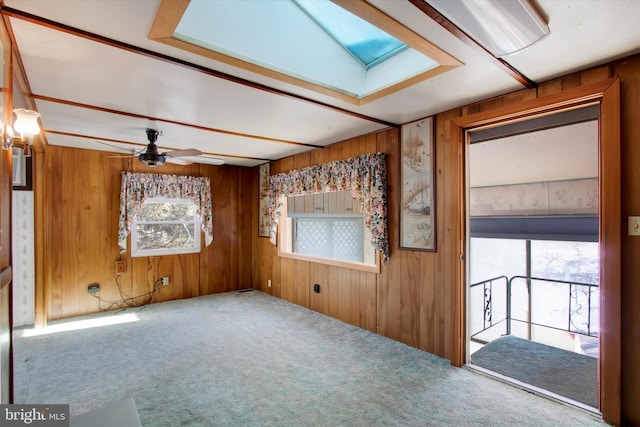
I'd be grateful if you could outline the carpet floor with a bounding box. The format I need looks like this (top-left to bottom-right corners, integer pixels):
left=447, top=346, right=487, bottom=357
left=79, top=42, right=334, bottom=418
left=14, top=290, right=608, bottom=426
left=471, top=335, right=598, bottom=408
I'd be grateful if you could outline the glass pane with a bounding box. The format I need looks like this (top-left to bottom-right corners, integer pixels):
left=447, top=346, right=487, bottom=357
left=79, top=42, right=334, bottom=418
left=295, top=219, right=332, bottom=258
left=530, top=240, right=599, bottom=336
left=293, top=0, right=407, bottom=68
left=294, top=217, right=364, bottom=262
left=469, top=238, right=526, bottom=284
left=137, top=202, right=196, bottom=222
left=135, top=223, right=196, bottom=251
left=469, top=238, right=526, bottom=341
left=331, top=218, right=364, bottom=262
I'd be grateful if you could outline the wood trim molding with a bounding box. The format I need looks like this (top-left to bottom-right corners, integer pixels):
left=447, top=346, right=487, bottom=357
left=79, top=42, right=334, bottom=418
left=149, top=0, right=462, bottom=106
left=598, top=78, right=621, bottom=426
left=1, top=6, right=395, bottom=127
left=450, top=77, right=621, bottom=425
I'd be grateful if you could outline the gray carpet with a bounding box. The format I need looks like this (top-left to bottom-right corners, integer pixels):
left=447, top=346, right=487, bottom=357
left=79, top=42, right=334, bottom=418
left=14, top=290, right=607, bottom=426
left=470, top=335, right=598, bottom=408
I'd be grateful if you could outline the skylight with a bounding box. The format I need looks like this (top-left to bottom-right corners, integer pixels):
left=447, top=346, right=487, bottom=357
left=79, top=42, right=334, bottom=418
left=292, top=0, right=408, bottom=69
left=149, top=0, right=462, bottom=105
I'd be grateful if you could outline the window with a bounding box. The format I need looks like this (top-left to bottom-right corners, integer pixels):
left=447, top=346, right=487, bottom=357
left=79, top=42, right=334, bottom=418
left=293, top=216, right=364, bottom=262
left=131, top=198, right=201, bottom=257
left=292, top=0, right=408, bottom=69
left=281, top=190, right=378, bottom=271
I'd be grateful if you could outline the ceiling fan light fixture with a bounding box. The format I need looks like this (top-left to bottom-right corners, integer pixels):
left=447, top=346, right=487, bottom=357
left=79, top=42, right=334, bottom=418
left=138, top=151, right=166, bottom=167
left=426, top=0, right=549, bottom=57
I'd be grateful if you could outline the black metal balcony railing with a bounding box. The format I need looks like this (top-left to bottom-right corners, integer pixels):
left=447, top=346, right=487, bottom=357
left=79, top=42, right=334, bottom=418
left=470, top=275, right=599, bottom=343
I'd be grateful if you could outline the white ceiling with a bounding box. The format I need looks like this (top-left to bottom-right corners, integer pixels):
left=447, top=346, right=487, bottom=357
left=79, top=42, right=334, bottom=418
left=469, top=120, right=598, bottom=188
left=4, top=0, right=640, bottom=168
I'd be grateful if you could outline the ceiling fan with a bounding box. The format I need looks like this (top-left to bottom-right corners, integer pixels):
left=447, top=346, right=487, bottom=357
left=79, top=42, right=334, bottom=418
left=105, top=128, right=203, bottom=167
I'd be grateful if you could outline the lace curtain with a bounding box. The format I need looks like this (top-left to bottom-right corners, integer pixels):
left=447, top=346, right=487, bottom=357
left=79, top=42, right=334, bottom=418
left=269, top=153, right=389, bottom=261
left=118, top=172, right=213, bottom=253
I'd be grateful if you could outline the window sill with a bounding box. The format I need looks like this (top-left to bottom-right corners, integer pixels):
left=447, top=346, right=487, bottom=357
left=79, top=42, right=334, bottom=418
left=278, top=251, right=380, bottom=274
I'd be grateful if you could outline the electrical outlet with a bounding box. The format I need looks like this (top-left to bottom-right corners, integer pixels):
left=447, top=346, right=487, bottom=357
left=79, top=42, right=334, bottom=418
left=161, top=276, right=170, bottom=286
left=88, top=283, right=100, bottom=294
left=115, top=260, right=127, bottom=274
left=268, top=279, right=272, bottom=288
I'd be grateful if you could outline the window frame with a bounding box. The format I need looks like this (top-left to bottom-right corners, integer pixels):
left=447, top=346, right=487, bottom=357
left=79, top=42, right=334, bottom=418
left=278, top=197, right=380, bottom=273
left=130, top=197, right=202, bottom=258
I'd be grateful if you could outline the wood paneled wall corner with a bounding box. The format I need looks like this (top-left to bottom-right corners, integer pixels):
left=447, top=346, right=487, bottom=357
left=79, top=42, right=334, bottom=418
left=39, top=146, right=252, bottom=320
left=253, top=127, right=458, bottom=355
left=611, top=53, right=640, bottom=427
left=254, top=55, right=640, bottom=425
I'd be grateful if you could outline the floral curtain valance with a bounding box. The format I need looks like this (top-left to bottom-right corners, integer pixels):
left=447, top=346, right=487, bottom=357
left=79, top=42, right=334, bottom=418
left=269, top=153, right=389, bottom=261
left=118, top=172, right=213, bottom=253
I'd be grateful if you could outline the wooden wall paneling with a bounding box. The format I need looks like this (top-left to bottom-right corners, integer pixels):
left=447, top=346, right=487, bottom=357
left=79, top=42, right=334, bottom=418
left=237, top=167, right=251, bottom=289
left=270, top=241, right=281, bottom=298
left=581, top=65, right=612, bottom=86
left=295, top=260, right=310, bottom=308
left=130, top=257, right=156, bottom=305
left=199, top=165, right=239, bottom=294
left=561, top=74, right=582, bottom=91
left=441, top=109, right=463, bottom=363
left=349, top=269, right=361, bottom=327
left=360, top=132, right=378, bottom=155
left=309, top=263, right=328, bottom=315
left=467, top=97, right=504, bottom=116
left=399, top=251, right=420, bottom=348
left=323, top=266, right=336, bottom=319
left=45, top=147, right=63, bottom=319
left=615, top=56, right=640, bottom=426
left=361, top=272, right=377, bottom=333
left=335, top=267, right=351, bottom=324
left=418, top=251, right=437, bottom=353
left=502, top=88, right=537, bottom=108
left=293, top=151, right=311, bottom=170
left=351, top=270, right=377, bottom=332
left=537, top=80, right=563, bottom=98
left=275, top=156, right=293, bottom=175
left=42, top=146, right=248, bottom=320
left=279, top=257, right=295, bottom=303
left=376, top=129, right=400, bottom=339
left=252, top=57, right=640, bottom=424
left=98, top=153, right=126, bottom=307
left=33, top=151, right=45, bottom=326
left=152, top=254, right=200, bottom=303
left=240, top=166, right=257, bottom=289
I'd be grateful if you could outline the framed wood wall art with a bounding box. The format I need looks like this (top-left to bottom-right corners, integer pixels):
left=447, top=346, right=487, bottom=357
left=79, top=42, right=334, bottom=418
left=258, top=163, right=270, bottom=237
left=400, top=117, right=436, bottom=251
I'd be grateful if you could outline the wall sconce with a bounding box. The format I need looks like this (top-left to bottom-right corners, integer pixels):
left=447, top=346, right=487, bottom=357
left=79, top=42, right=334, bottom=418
left=2, top=108, right=42, bottom=152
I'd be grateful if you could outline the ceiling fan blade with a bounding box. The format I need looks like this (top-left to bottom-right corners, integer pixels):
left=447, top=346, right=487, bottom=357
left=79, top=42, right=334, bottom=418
left=165, top=148, right=202, bottom=158
left=106, top=155, right=135, bottom=159
left=166, top=157, right=193, bottom=165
